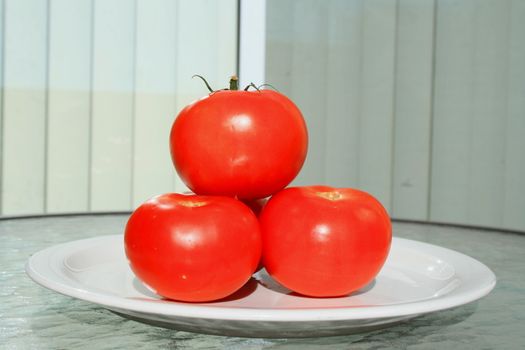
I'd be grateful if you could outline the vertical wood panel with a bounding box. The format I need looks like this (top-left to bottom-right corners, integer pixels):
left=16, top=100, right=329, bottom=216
left=90, top=0, right=135, bottom=211
left=431, top=0, right=511, bottom=227
left=503, top=0, right=525, bottom=231
left=0, top=0, right=4, bottom=214
left=289, top=0, right=329, bottom=185
left=238, top=0, right=265, bottom=88
left=46, top=0, right=91, bottom=213
left=392, top=0, right=434, bottom=220
left=467, top=0, right=509, bottom=227
left=357, top=0, right=397, bottom=212
left=265, top=0, right=294, bottom=95
left=323, top=0, right=362, bottom=188
left=430, top=0, right=475, bottom=223
left=215, top=0, right=238, bottom=83
left=132, top=0, right=177, bottom=207
left=173, top=0, right=237, bottom=192
left=1, top=0, right=47, bottom=215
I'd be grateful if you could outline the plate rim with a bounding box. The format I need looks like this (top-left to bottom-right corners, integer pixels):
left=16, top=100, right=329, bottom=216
left=26, top=235, right=496, bottom=322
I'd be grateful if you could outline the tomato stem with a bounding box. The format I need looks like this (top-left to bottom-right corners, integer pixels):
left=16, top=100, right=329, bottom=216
left=243, top=82, right=261, bottom=92
left=229, top=76, right=239, bottom=90
left=193, top=74, right=277, bottom=93
left=257, top=83, right=280, bottom=92
left=192, top=75, right=214, bottom=93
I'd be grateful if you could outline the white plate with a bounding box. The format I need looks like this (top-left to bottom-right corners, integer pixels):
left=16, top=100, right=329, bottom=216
left=26, top=235, right=496, bottom=338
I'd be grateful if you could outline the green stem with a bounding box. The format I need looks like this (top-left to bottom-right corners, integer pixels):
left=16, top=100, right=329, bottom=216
left=229, top=76, right=239, bottom=90
left=244, top=82, right=261, bottom=92
left=257, top=83, right=280, bottom=92
left=192, top=75, right=214, bottom=93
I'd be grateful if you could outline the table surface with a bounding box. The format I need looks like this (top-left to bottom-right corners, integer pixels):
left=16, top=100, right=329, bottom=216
left=1, top=214, right=524, bottom=349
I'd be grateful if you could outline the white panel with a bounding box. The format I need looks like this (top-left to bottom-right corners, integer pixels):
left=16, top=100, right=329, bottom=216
left=289, top=0, right=329, bottom=185
left=265, top=0, right=294, bottom=95
left=0, top=0, right=4, bottom=214
left=216, top=0, right=239, bottom=83
left=175, top=0, right=219, bottom=100
left=323, top=0, right=362, bottom=187
left=466, top=0, right=509, bottom=227
left=46, top=0, right=91, bottom=213
left=173, top=0, right=237, bottom=192
left=1, top=0, right=47, bottom=215
left=90, top=0, right=135, bottom=211
left=132, top=0, right=177, bottom=207
left=431, top=0, right=510, bottom=227
left=430, top=0, right=475, bottom=223
left=392, top=0, right=434, bottom=220
left=239, top=0, right=266, bottom=87
left=357, top=0, right=397, bottom=212
left=503, top=0, right=525, bottom=231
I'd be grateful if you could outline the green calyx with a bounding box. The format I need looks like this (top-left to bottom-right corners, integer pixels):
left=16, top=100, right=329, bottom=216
left=192, top=75, right=279, bottom=93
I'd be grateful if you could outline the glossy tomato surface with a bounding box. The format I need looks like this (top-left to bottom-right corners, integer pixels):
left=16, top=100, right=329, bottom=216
left=124, top=193, right=261, bottom=302
left=259, top=186, right=392, bottom=297
left=170, top=89, right=308, bottom=200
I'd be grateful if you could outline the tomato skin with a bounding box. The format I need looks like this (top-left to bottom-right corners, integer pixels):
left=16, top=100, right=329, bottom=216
left=124, top=193, right=262, bottom=302
left=259, top=186, right=392, bottom=297
left=170, top=90, right=308, bottom=200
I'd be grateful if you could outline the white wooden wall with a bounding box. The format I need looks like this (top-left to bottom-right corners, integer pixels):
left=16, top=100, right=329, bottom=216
left=266, top=0, right=525, bottom=232
left=1, top=0, right=524, bottom=233
left=0, top=0, right=238, bottom=215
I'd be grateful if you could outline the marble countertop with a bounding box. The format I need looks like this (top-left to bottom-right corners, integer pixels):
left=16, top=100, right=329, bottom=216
left=1, top=214, right=524, bottom=349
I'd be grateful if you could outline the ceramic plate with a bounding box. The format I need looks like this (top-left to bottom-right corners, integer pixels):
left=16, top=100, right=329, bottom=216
left=26, top=235, right=495, bottom=338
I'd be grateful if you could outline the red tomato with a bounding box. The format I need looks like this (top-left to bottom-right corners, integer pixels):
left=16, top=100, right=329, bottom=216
left=170, top=87, right=308, bottom=200
left=259, top=186, right=392, bottom=297
left=124, top=193, right=262, bottom=302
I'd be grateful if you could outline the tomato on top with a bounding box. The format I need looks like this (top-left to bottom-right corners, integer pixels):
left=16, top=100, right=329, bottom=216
left=170, top=76, right=308, bottom=200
